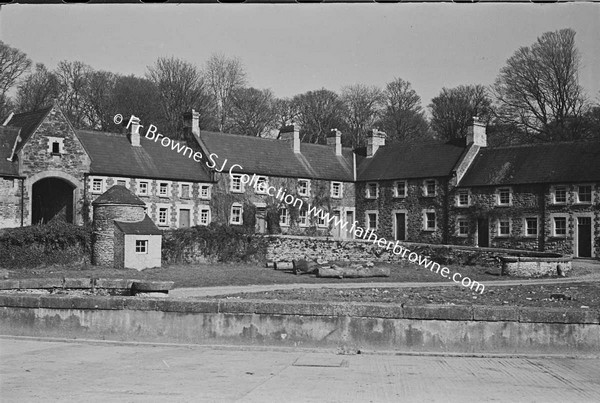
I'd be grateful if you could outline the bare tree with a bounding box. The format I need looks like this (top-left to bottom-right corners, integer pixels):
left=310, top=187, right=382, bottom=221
left=273, top=97, right=298, bottom=128
left=378, top=78, right=429, bottom=144
left=203, top=54, right=247, bottom=131
left=291, top=89, right=348, bottom=144
left=493, top=28, right=588, bottom=142
left=15, top=63, right=59, bottom=113
left=147, top=57, right=216, bottom=136
left=0, top=41, right=32, bottom=118
left=82, top=70, right=117, bottom=131
left=341, top=84, right=384, bottom=147
left=55, top=60, right=93, bottom=129
left=429, top=84, right=493, bottom=141
left=225, top=87, right=278, bottom=137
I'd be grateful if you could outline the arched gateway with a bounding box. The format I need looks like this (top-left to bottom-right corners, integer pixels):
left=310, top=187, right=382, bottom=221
left=26, top=171, right=82, bottom=226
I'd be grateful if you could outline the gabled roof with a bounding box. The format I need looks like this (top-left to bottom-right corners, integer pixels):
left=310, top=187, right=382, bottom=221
left=0, top=126, right=20, bottom=177
left=92, top=185, right=146, bottom=206
left=76, top=130, right=212, bottom=182
left=459, top=141, right=600, bottom=186
left=197, top=130, right=354, bottom=181
left=5, top=106, right=53, bottom=153
left=114, top=215, right=162, bottom=235
left=357, top=140, right=467, bottom=181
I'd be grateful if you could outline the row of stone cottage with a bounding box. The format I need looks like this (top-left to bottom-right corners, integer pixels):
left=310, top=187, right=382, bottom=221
left=0, top=103, right=598, bottom=258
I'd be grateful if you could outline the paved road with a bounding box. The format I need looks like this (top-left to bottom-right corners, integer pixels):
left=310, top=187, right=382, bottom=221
left=2, top=337, right=600, bottom=402
left=172, top=275, right=600, bottom=298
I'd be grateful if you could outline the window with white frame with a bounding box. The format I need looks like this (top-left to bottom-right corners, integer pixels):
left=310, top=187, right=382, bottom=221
left=137, top=181, right=149, bottom=196
left=424, top=180, right=436, bottom=197
left=366, top=212, right=378, bottom=230
left=330, top=182, right=343, bottom=198
left=199, top=207, right=211, bottom=226
left=116, top=179, right=127, bottom=187
left=279, top=208, right=289, bottom=226
left=316, top=212, right=327, bottom=227
left=553, top=216, right=567, bottom=237
left=199, top=184, right=211, bottom=199
left=297, top=179, right=310, bottom=197
left=230, top=204, right=243, bottom=225
left=254, top=176, right=268, bottom=194
left=576, top=185, right=592, bottom=203
left=158, top=182, right=169, bottom=197
left=47, top=137, right=64, bottom=155
left=497, top=218, right=511, bottom=237
left=553, top=185, right=567, bottom=204
left=424, top=211, right=436, bottom=231
left=457, top=217, right=469, bottom=236
left=91, top=178, right=104, bottom=194
left=230, top=175, right=244, bottom=193
left=366, top=182, right=379, bottom=199
left=525, top=217, right=538, bottom=237
left=298, top=209, right=308, bottom=227
left=393, top=181, right=407, bottom=198
left=180, top=184, right=191, bottom=199
left=135, top=240, right=148, bottom=254
left=456, top=190, right=470, bottom=207
left=157, top=207, right=169, bottom=226
left=497, top=187, right=512, bottom=206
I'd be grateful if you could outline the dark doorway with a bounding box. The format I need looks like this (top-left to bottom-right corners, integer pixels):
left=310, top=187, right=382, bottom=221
left=477, top=218, right=489, bottom=247
left=179, top=209, right=191, bottom=228
left=255, top=208, right=266, bottom=234
left=32, top=178, right=75, bottom=225
left=395, top=213, right=406, bottom=241
left=577, top=217, right=592, bottom=258
left=345, top=211, right=354, bottom=239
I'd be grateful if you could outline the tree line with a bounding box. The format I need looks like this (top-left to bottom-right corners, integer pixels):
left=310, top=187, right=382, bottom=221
left=1, top=28, right=598, bottom=146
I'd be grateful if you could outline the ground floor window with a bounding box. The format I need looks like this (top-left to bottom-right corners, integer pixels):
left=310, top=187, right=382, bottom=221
left=230, top=204, right=243, bottom=225
left=135, top=240, right=148, bottom=254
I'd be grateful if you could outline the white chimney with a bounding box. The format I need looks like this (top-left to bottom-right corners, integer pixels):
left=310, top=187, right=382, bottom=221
left=366, top=129, right=386, bottom=158
left=466, top=117, right=487, bottom=147
left=327, top=128, right=342, bottom=156
left=279, top=123, right=300, bottom=153
left=129, top=116, right=141, bottom=147
left=183, top=109, right=200, bottom=138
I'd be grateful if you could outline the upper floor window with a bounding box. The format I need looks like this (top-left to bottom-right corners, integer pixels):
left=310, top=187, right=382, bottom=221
left=576, top=185, right=592, bottom=204
left=116, top=179, right=127, bottom=188
left=91, top=178, right=104, bottom=194
left=366, top=212, right=378, bottom=230
left=393, top=181, right=407, bottom=198
left=525, top=217, right=538, bottom=237
left=424, top=211, right=436, bottom=231
left=553, top=186, right=567, bottom=204
left=230, top=175, right=244, bottom=193
left=496, top=187, right=512, bottom=206
left=137, top=181, right=149, bottom=196
left=457, top=217, right=469, bottom=237
left=46, top=137, right=64, bottom=155
left=423, top=180, right=436, bottom=197
left=553, top=216, right=567, bottom=237
left=297, top=179, right=311, bottom=197
left=230, top=203, right=243, bottom=225
left=180, top=184, right=191, bottom=199
left=200, top=184, right=211, bottom=199
left=298, top=209, right=308, bottom=227
left=199, top=207, right=211, bottom=226
left=279, top=208, right=289, bottom=226
left=366, top=182, right=379, bottom=199
left=456, top=190, right=470, bottom=207
left=497, top=218, right=511, bottom=237
left=331, top=182, right=343, bottom=199
left=254, top=176, right=268, bottom=194
left=158, top=182, right=169, bottom=197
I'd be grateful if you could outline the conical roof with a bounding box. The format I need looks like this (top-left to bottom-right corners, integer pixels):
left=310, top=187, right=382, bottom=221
left=92, top=185, right=145, bottom=206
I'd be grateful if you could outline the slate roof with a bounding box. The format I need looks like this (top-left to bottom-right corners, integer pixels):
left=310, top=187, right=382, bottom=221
left=114, top=215, right=162, bottom=235
left=460, top=141, right=600, bottom=186
left=0, top=126, right=20, bottom=177
left=76, top=130, right=212, bottom=182
left=356, top=140, right=467, bottom=181
left=5, top=106, right=53, bottom=153
left=92, top=185, right=146, bottom=206
left=197, top=131, right=354, bottom=181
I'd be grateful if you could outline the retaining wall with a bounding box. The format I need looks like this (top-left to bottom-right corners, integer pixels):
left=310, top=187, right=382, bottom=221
left=1, top=293, right=598, bottom=355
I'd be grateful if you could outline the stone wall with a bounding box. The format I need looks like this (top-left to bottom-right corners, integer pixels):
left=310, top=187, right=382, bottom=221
left=0, top=177, right=22, bottom=228
left=92, top=205, right=145, bottom=266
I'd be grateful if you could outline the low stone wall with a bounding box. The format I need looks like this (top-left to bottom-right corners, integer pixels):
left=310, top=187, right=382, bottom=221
left=1, top=293, right=598, bottom=355
left=500, top=257, right=572, bottom=277
left=266, top=235, right=565, bottom=267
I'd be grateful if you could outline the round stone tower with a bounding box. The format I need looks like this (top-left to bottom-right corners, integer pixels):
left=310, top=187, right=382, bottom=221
left=92, top=185, right=146, bottom=266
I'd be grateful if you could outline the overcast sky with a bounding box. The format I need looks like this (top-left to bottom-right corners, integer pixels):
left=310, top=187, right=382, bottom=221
left=1, top=4, right=598, bottom=107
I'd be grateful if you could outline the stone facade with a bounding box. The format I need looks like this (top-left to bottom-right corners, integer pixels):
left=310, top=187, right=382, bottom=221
left=0, top=178, right=22, bottom=228
left=92, top=204, right=145, bottom=266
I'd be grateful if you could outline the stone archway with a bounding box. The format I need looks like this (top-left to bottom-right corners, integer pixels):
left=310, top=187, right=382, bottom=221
left=25, top=171, right=82, bottom=226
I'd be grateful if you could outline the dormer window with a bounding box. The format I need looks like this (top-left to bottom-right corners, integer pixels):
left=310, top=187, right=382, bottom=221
left=47, top=137, right=64, bottom=155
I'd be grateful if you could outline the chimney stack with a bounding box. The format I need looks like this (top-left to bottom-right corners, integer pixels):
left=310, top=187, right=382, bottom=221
left=183, top=109, right=200, bottom=139
left=128, top=115, right=141, bottom=147
left=466, top=117, right=487, bottom=147
left=279, top=123, right=300, bottom=153
left=327, top=128, right=342, bottom=156
left=366, top=129, right=386, bottom=158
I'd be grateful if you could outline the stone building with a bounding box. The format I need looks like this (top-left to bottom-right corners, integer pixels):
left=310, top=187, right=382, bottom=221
left=92, top=185, right=162, bottom=270
left=0, top=103, right=213, bottom=230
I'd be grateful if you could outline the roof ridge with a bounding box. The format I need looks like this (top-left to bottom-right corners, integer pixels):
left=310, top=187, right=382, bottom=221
left=487, top=140, right=600, bottom=150
left=10, top=106, right=53, bottom=119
